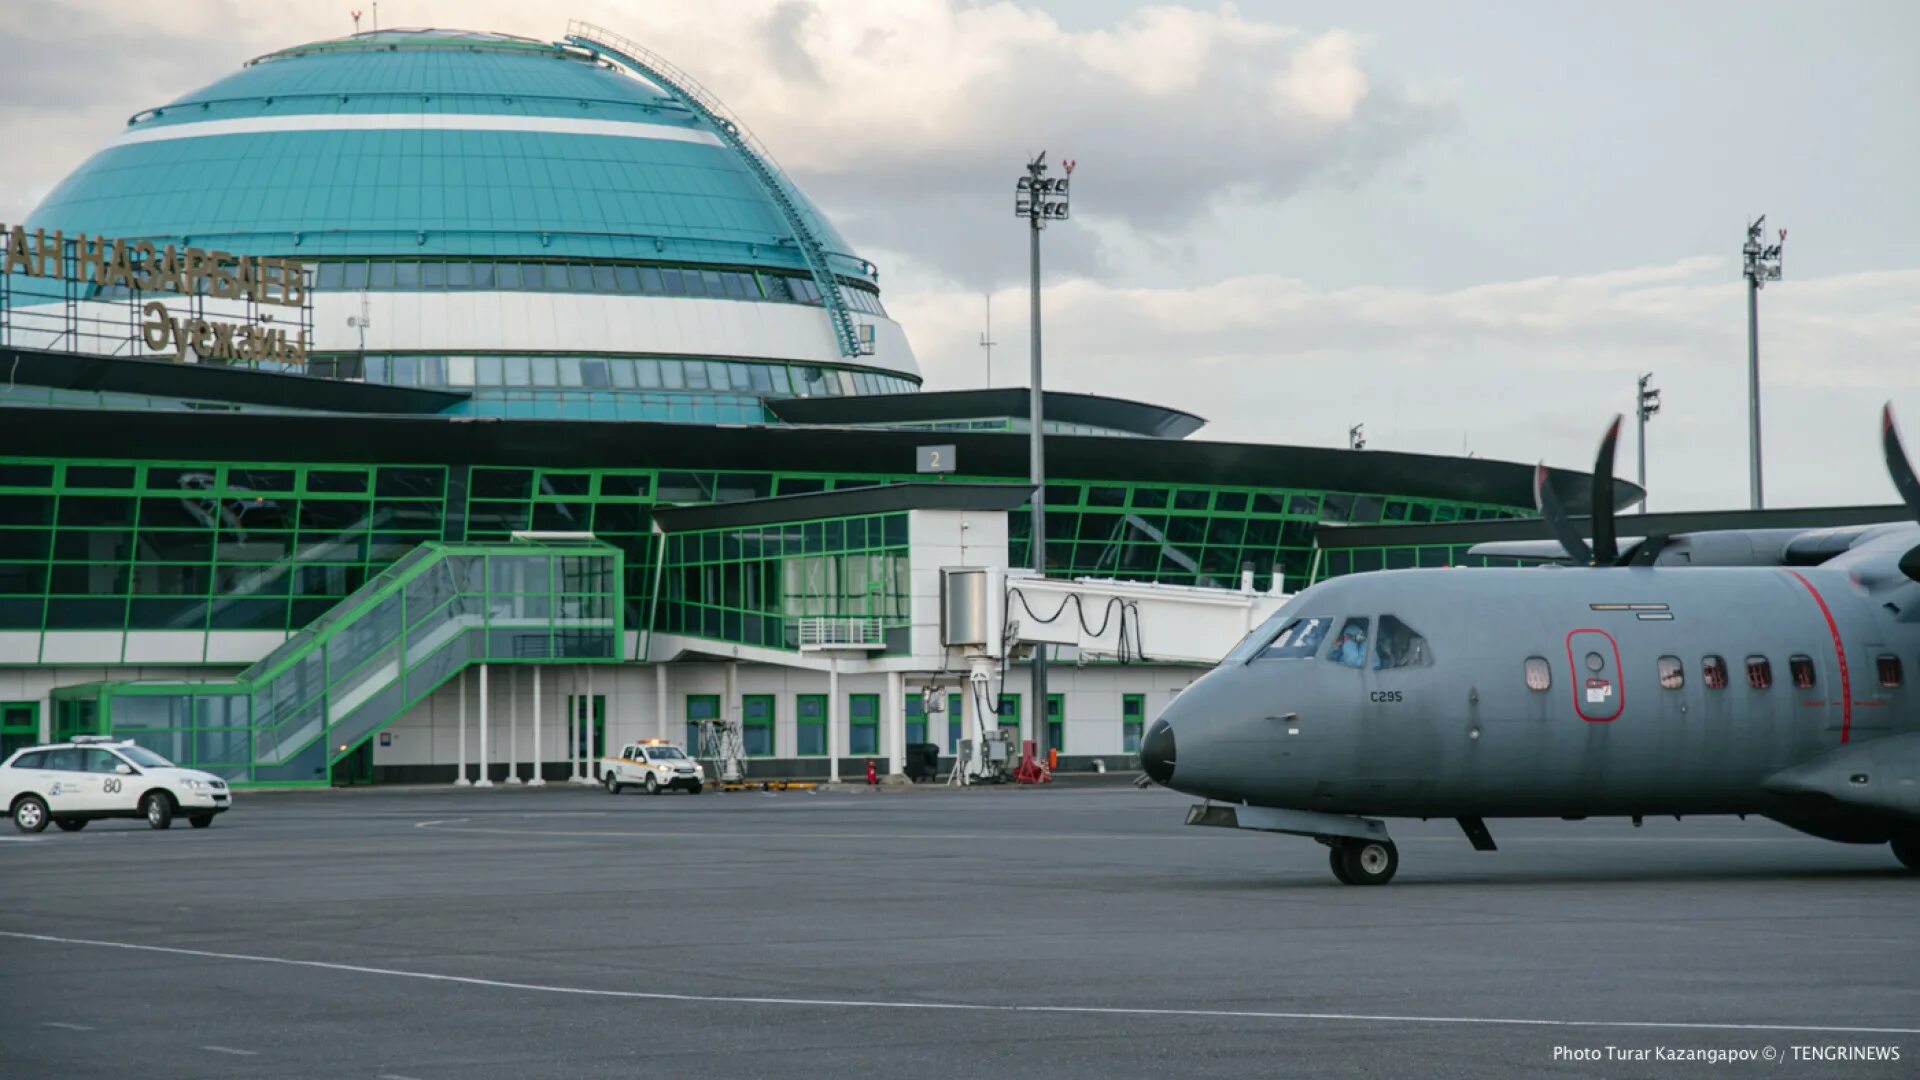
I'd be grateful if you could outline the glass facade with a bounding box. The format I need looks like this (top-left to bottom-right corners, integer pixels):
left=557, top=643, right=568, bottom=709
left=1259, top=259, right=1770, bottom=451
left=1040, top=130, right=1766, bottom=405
left=0, top=458, right=1527, bottom=641
left=295, top=259, right=887, bottom=317
left=656, top=511, right=911, bottom=653
left=318, top=353, right=917, bottom=398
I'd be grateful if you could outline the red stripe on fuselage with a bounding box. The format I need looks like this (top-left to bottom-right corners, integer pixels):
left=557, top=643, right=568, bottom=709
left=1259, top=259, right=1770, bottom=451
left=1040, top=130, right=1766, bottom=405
left=1785, top=570, right=1851, bottom=744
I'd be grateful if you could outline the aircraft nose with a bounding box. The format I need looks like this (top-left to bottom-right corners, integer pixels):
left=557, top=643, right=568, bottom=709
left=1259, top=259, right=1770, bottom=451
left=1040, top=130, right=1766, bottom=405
left=1140, top=717, right=1175, bottom=785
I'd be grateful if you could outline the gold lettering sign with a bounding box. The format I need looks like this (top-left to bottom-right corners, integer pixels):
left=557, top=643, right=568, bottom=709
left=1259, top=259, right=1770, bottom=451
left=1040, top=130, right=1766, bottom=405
left=0, top=223, right=308, bottom=309
left=5, top=223, right=313, bottom=366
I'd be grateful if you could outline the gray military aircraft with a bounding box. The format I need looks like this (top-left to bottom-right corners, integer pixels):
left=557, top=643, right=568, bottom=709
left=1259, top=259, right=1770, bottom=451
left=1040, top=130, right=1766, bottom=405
left=1143, top=407, right=1920, bottom=885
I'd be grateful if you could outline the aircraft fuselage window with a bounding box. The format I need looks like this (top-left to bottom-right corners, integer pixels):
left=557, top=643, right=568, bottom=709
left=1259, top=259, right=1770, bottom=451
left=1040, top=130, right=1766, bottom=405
left=1657, top=655, right=1684, bottom=690
left=1703, top=655, right=1729, bottom=690
left=1524, top=657, right=1551, bottom=691
left=1789, top=655, right=1816, bottom=690
left=1746, top=656, right=1773, bottom=690
left=1327, top=617, right=1370, bottom=668
left=1878, top=655, right=1903, bottom=688
left=1256, top=616, right=1332, bottom=661
left=1373, top=615, right=1432, bottom=669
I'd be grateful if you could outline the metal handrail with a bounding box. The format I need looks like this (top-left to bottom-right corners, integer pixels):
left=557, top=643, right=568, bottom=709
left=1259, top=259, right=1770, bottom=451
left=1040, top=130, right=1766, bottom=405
left=797, top=616, right=886, bottom=648
left=564, top=19, right=866, bottom=359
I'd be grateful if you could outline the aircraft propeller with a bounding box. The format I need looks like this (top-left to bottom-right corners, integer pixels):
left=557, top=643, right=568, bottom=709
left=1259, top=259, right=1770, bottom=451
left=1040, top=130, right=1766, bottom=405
left=1533, top=415, right=1624, bottom=566
left=1880, top=404, right=1920, bottom=580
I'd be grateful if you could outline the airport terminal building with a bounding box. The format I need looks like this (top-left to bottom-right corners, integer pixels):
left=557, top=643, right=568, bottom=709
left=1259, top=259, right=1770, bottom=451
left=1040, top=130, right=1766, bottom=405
left=0, top=26, right=1608, bottom=786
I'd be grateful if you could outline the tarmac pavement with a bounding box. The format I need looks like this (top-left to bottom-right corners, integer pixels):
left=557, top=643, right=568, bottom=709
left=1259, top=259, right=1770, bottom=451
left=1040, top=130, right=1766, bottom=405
left=3, top=784, right=1916, bottom=1078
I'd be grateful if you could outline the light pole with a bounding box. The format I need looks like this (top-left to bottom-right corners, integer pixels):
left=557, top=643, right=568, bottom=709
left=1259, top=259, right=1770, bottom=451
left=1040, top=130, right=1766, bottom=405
left=1015, top=151, right=1071, bottom=758
left=1742, top=215, right=1785, bottom=509
left=1636, top=373, right=1659, bottom=512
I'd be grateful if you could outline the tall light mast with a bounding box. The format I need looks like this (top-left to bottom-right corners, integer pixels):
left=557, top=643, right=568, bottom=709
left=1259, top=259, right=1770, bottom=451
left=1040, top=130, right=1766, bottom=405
left=1636, top=373, right=1660, bottom=512
left=1742, top=216, right=1785, bottom=509
left=1014, top=152, right=1071, bottom=758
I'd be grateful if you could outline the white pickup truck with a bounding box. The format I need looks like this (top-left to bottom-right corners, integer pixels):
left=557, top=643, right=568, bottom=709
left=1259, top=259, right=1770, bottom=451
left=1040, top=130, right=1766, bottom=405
left=599, top=740, right=706, bottom=795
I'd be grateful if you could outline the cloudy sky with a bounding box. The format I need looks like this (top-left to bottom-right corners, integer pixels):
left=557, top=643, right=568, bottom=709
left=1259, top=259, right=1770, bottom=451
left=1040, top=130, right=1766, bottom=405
left=2, top=1, right=1916, bottom=509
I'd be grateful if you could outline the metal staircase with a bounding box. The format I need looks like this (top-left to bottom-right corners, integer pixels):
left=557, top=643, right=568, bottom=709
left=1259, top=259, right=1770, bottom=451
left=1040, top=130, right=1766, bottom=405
left=84, top=540, right=624, bottom=786
left=564, top=19, right=867, bottom=359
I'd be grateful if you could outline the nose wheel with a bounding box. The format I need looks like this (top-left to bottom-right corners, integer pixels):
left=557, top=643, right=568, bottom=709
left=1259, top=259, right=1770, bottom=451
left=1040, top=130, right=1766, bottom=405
left=1329, top=839, right=1398, bottom=885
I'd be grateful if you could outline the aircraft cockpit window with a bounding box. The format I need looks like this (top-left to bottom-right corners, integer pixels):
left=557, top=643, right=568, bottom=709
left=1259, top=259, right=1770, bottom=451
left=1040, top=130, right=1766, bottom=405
left=1226, top=609, right=1293, bottom=663
left=1703, top=655, right=1729, bottom=690
left=1373, top=615, right=1432, bottom=669
left=1524, top=657, right=1551, bottom=691
left=1746, top=656, right=1773, bottom=690
left=1878, top=655, right=1903, bottom=688
left=1327, top=617, right=1370, bottom=668
left=1657, top=656, right=1684, bottom=690
left=1252, top=617, right=1333, bottom=661
left=1789, top=655, right=1816, bottom=690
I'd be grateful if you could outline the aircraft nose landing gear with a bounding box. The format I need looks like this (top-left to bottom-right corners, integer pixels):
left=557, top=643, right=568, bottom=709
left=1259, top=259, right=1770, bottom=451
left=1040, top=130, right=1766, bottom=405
left=1329, top=838, right=1399, bottom=886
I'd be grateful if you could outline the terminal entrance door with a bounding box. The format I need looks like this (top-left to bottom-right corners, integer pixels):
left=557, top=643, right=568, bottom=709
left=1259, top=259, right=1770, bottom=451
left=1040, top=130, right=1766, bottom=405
left=52, top=696, right=101, bottom=743
left=330, top=740, right=374, bottom=786
left=569, top=694, right=605, bottom=759
left=1, top=702, right=38, bottom=756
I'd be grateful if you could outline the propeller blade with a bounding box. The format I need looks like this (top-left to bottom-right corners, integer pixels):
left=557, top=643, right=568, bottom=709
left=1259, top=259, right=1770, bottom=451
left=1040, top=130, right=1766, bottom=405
left=1534, top=462, right=1593, bottom=565
left=1590, top=415, right=1623, bottom=565
left=1882, top=404, right=1920, bottom=522
left=1880, top=404, right=1920, bottom=582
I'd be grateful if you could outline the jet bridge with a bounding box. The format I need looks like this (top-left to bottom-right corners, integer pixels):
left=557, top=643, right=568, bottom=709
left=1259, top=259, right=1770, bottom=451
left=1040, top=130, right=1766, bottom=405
left=939, top=567, right=1289, bottom=782
left=997, top=570, right=1289, bottom=665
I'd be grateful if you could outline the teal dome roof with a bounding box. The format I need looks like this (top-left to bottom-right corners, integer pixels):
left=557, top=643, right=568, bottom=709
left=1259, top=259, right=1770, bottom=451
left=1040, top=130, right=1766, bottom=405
left=24, top=28, right=868, bottom=278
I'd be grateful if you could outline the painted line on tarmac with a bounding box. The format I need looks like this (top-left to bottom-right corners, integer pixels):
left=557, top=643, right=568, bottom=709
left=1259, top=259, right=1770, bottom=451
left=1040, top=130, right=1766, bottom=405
left=3, top=929, right=1915, bottom=1038
left=40, top=1021, right=93, bottom=1030
left=413, top=820, right=1158, bottom=842
left=201, top=1045, right=258, bottom=1056
left=408, top=820, right=1822, bottom=846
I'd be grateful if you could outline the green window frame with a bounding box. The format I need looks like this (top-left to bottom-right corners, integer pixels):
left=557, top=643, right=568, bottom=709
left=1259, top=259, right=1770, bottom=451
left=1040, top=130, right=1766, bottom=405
left=567, top=693, right=607, bottom=760
left=848, top=693, right=879, bottom=756
left=742, top=694, right=774, bottom=757
left=685, top=694, right=719, bottom=752
left=1122, top=694, right=1146, bottom=753
left=945, top=692, right=964, bottom=752
left=997, top=693, right=1021, bottom=741
left=1, top=701, right=41, bottom=756
left=796, top=694, right=826, bottom=756
left=904, top=695, right=927, bottom=747
left=1046, top=693, right=1064, bottom=754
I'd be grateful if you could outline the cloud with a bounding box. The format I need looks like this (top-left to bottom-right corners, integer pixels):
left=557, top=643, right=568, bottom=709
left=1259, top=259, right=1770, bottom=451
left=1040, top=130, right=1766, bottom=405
left=1, top=2, right=1441, bottom=287
left=650, top=2, right=1444, bottom=284
left=890, top=259, right=1920, bottom=510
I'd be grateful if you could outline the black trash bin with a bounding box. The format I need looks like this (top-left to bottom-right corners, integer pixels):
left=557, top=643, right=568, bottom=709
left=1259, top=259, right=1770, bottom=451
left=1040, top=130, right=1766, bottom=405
left=905, top=742, right=941, bottom=782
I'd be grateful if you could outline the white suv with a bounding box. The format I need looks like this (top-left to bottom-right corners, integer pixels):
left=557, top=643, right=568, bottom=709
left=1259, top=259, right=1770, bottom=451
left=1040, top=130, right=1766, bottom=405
left=2, top=737, right=233, bottom=833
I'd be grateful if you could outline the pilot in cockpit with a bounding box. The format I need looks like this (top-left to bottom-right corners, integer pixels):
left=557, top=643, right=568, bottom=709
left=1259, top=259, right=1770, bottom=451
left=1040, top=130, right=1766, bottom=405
left=1332, top=623, right=1369, bottom=667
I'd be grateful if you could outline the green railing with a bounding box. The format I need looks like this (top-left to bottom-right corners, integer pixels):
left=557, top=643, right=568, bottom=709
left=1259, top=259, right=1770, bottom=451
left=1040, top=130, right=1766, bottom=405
left=66, top=539, right=623, bottom=787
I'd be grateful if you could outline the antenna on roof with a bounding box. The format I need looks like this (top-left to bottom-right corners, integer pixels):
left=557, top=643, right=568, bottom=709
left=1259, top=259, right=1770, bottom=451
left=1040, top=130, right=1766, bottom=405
left=372, top=1, right=379, bottom=32
left=979, top=293, right=996, bottom=387
left=351, top=10, right=362, bottom=33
